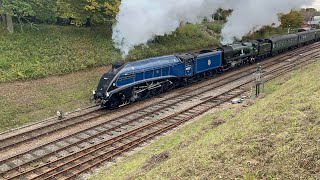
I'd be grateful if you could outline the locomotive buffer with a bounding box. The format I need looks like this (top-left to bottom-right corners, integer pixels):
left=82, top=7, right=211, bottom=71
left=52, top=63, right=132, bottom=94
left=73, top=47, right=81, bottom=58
left=254, top=63, right=265, bottom=97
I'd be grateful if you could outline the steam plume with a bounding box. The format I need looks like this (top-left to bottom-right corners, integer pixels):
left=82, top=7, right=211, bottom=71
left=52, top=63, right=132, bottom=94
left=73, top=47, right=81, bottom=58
left=221, top=0, right=315, bottom=44
left=112, top=0, right=314, bottom=56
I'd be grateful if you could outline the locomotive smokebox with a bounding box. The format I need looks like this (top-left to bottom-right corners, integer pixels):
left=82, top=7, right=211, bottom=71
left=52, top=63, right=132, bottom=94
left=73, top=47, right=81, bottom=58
left=112, top=62, right=124, bottom=70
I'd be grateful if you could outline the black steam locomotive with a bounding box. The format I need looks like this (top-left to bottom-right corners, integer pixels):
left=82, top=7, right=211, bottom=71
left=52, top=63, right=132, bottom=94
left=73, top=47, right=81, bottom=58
left=93, top=29, right=320, bottom=109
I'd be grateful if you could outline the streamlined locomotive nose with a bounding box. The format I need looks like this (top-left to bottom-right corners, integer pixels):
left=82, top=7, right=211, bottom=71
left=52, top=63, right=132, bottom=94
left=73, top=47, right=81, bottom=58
left=94, top=71, right=117, bottom=103
left=95, top=91, right=103, bottom=99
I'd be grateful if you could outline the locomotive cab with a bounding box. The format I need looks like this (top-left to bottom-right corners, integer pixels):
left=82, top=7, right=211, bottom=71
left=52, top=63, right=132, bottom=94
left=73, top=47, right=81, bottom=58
left=175, top=53, right=197, bottom=76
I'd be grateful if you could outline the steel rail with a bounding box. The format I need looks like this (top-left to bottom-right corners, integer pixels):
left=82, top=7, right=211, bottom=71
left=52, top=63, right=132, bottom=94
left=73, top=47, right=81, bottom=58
left=1, top=43, right=319, bottom=179
left=6, top=50, right=320, bottom=180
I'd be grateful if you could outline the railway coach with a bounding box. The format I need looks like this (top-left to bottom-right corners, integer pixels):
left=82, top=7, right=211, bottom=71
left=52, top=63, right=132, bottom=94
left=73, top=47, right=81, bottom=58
left=312, top=29, right=320, bottom=41
left=297, top=30, right=317, bottom=45
left=268, top=34, right=298, bottom=54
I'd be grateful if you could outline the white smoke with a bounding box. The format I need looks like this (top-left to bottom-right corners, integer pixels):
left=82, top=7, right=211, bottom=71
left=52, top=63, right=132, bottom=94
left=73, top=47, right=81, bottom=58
left=113, top=0, right=315, bottom=56
left=221, top=0, right=315, bottom=44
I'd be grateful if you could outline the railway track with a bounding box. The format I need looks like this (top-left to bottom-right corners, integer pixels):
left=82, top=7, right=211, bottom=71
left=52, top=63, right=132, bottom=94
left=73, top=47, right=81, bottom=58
left=0, top=107, right=106, bottom=151
left=0, top=43, right=319, bottom=179
left=1, top=42, right=318, bottom=152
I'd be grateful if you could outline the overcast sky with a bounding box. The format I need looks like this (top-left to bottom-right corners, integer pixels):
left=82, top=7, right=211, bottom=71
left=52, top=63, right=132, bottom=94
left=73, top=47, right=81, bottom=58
left=304, top=0, right=320, bottom=9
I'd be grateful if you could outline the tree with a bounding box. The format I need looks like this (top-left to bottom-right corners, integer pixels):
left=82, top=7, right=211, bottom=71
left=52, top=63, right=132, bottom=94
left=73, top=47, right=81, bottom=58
left=213, top=8, right=232, bottom=21
left=84, top=0, right=120, bottom=23
left=104, top=0, right=121, bottom=18
left=305, top=8, right=317, bottom=13
left=30, top=0, right=57, bottom=23
left=313, top=10, right=320, bottom=16
left=56, top=0, right=121, bottom=26
left=0, top=0, right=5, bottom=28
left=280, top=11, right=304, bottom=29
left=57, top=0, right=90, bottom=25
left=0, top=0, right=122, bottom=31
left=0, top=0, right=35, bottom=33
left=0, top=0, right=6, bottom=24
left=0, top=0, right=59, bottom=32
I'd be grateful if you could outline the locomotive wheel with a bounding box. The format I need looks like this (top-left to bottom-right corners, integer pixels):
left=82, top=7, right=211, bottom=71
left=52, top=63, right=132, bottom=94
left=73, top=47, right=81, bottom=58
left=197, top=74, right=203, bottom=81
left=150, top=86, right=163, bottom=96
left=204, top=71, right=213, bottom=79
left=189, top=75, right=199, bottom=84
left=211, top=69, right=217, bottom=76
left=180, top=78, right=190, bottom=87
left=138, top=90, right=150, bottom=101
left=163, top=81, right=175, bottom=92
left=218, top=67, right=224, bottom=74
left=109, top=99, right=120, bottom=110
left=186, top=79, right=191, bottom=86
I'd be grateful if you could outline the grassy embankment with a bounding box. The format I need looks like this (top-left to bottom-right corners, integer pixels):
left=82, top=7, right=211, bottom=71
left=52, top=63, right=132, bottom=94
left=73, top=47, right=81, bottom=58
left=91, top=60, right=320, bottom=179
left=0, top=22, right=222, bottom=132
left=0, top=22, right=222, bottom=83
left=0, top=68, right=103, bottom=132
left=0, top=23, right=288, bottom=132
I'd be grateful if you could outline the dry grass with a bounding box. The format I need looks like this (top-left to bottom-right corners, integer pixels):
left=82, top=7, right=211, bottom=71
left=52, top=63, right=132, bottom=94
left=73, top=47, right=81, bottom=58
left=90, top=60, right=320, bottom=180
left=0, top=66, right=106, bottom=132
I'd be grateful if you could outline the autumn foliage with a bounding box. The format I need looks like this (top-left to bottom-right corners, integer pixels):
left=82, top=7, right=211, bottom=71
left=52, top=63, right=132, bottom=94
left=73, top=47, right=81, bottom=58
left=280, top=10, right=304, bottom=28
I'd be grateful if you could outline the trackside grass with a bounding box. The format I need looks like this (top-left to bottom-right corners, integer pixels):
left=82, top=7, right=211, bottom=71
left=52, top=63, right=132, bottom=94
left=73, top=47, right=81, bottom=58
left=0, top=67, right=104, bottom=132
left=90, top=60, right=320, bottom=179
left=0, top=22, right=222, bottom=132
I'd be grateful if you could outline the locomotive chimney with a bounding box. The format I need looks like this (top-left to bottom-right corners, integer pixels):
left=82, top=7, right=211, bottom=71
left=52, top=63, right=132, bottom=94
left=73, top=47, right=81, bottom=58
left=112, top=62, right=124, bottom=70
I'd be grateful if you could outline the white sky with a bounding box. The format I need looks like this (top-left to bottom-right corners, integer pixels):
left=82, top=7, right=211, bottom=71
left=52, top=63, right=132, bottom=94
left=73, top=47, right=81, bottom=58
left=304, top=0, right=320, bottom=10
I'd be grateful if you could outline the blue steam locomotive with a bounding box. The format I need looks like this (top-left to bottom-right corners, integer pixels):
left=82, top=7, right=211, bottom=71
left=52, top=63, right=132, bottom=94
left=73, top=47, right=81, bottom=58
left=93, top=29, right=320, bottom=109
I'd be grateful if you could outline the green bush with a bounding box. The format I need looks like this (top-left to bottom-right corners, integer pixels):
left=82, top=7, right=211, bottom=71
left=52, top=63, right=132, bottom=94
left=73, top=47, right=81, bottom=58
left=206, top=22, right=223, bottom=34
left=243, top=26, right=288, bottom=40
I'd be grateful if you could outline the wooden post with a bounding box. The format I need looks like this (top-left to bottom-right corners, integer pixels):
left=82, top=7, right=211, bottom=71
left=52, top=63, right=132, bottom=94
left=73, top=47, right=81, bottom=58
left=1, top=0, right=14, bottom=33
left=6, top=14, right=13, bottom=33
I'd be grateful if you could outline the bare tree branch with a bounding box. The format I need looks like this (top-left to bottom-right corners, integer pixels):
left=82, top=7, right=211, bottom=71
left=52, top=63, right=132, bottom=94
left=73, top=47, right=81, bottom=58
left=21, top=16, right=40, bottom=31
